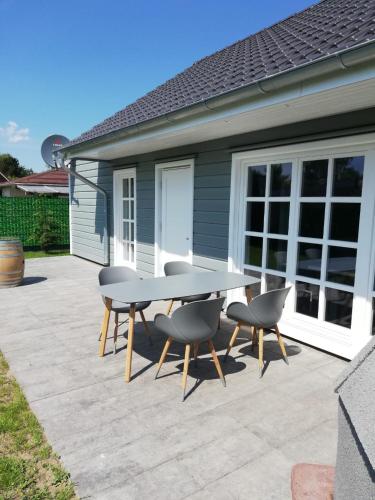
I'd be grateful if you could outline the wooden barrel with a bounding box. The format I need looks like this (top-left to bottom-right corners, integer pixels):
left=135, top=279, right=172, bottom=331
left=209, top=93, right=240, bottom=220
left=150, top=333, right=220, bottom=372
left=0, top=238, right=24, bottom=288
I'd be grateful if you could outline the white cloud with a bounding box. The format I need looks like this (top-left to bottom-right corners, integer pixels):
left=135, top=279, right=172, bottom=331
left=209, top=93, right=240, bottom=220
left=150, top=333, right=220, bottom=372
left=0, top=121, right=30, bottom=143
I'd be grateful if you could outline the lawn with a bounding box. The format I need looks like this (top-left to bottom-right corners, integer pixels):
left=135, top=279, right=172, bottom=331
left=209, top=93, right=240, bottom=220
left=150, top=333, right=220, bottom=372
left=0, top=352, right=77, bottom=500
left=24, top=249, right=70, bottom=259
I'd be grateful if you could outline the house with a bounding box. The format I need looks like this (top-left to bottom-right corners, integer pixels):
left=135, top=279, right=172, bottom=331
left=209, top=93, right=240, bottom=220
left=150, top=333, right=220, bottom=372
left=0, top=169, right=69, bottom=197
left=60, top=0, right=375, bottom=359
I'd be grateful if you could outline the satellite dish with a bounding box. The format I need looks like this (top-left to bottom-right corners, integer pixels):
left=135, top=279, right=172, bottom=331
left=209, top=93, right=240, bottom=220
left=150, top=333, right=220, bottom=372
left=41, top=134, right=69, bottom=168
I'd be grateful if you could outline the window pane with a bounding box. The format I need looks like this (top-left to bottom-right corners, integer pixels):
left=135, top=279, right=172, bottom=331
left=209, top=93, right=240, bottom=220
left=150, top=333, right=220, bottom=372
left=270, top=162, right=292, bottom=197
left=329, top=203, right=360, bottom=242
left=297, top=243, right=322, bottom=279
left=269, top=202, right=289, bottom=234
left=130, top=177, right=134, bottom=198
left=267, top=238, right=288, bottom=272
left=301, top=159, right=328, bottom=197
left=325, top=288, right=353, bottom=329
left=130, top=222, right=135, bottom=242
left=130, top=200, right=135, bottom=220
left=332, top=156, right=364, bottom=197
left=296, top=281, right=319, bottom=318
left=266, top=274, right=285, bottom=291
left=326, top=246, right=356, bottom=286
left=247, top=165, right=266, bottom=197
left=246, top=202, right=264, bottom=232
left=372, top=298, right=375, bottom=335
left=244, top=236, right=263, bottom=267
left=299, top=203, right=325, bottom=238
left=244, top=269, right=261, bottom=297
left=123, top=200, right=129, bottom=219
left=122, top=178, right=129, bottom=198
left=123, top=222, right=129, bottom=240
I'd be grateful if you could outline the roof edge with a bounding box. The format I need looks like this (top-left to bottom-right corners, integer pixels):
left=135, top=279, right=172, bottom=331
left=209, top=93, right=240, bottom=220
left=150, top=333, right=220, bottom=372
left=60, top=40, right=375, bottom=156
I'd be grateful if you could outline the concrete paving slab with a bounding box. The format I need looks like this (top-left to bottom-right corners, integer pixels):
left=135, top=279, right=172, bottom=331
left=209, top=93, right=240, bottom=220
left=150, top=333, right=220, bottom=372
left=0, top=256, right=347, bottom=499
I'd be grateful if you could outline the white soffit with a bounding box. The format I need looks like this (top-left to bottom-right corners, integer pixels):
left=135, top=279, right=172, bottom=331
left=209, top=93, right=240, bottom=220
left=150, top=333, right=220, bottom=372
left=72, top=70, right=375, bottom=161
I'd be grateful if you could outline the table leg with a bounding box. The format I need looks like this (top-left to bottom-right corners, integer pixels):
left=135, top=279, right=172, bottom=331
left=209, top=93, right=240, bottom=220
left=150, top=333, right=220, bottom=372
left=124, top=303, right=136, bottom=383
left=99, top=298, right=112, bottom=357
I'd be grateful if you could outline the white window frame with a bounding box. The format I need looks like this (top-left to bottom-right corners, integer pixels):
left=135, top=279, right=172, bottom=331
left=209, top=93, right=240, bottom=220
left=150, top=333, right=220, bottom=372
left=229, top=133, right=375, bottom=359
left=113, top=168, right=137, bottom=269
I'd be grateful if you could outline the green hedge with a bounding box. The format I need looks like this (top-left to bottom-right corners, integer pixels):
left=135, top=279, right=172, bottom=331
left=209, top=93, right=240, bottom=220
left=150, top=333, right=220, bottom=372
left=0, top=197, right=69, bottom=248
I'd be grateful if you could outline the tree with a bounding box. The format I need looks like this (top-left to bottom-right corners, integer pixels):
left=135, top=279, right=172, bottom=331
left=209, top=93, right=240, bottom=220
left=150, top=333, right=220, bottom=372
left=30, top=208, right=58, bottom=251
left=0, top=154, right=33, bottom=179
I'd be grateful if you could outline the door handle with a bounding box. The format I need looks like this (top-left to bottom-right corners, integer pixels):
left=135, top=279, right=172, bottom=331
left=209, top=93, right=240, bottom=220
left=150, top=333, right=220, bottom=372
left=186, top=237, right=190, bottom=241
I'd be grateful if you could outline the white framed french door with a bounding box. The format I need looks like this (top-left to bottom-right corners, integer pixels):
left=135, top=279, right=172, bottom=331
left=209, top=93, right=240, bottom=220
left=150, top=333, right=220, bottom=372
left=154, top=159, right=194, bottom=276
left=113, top=168, right=136, bottom=268
left=229, top=133, right=375, bottom=359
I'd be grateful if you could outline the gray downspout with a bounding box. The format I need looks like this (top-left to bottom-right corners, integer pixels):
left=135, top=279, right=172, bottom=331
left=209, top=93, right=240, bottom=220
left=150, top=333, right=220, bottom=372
left=62, top=157, right=110, bottom=266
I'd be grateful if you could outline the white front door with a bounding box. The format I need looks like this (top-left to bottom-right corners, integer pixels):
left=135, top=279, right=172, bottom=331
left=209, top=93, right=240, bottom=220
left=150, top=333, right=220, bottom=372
left=113, top=168, right=136, bottom=268
left=155, top=159, right=193, bottom=276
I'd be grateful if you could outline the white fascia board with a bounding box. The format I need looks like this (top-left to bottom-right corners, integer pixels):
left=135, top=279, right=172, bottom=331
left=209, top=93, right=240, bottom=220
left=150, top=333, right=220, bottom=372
left=68, top=63, right=375, bottom=161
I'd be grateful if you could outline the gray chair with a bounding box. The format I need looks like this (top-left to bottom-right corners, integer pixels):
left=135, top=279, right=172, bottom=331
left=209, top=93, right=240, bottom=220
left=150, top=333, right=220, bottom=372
left=225, top=287, right=291, bottom=377
left=98, top=266, right=152, bottom=353
left=164, top=261, right=211, bottom=315
left=154, top=297, right=225, bottom=401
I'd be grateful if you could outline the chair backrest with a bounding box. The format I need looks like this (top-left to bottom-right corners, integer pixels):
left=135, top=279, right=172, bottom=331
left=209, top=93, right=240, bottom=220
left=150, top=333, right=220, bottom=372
left=98, top=266, right=139, bottom=286
left=164, top=261, right=198, bottom=276
left=171, top=297, right=225, bottom=342
left=248, top=287, right=291, bottom=327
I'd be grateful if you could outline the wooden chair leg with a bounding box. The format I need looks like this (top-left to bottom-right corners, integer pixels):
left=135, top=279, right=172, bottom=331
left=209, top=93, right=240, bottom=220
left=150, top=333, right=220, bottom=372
left=258, top=328, right=264, bottom=378
left=99, top=298, right=112, bottom=357
left=113, top=312, right=119, bottom=354
left=182, top=343, right=191, bottom=401
left=224, top=322, right=242, bottom=361
left=166, top=300, right=174, bottom=315
left=155, top=336, right=173, bottom=379
left=251, top=326, right=258, bottom=352
left=245, top=286, right=253, bottom=304
left=275, top=324, right=289, bottom=365
left=208, top=339, right=226, bottom=387
left=193, top=342, right=199, bottom=367
left=139, top=310, right=153, bottom=345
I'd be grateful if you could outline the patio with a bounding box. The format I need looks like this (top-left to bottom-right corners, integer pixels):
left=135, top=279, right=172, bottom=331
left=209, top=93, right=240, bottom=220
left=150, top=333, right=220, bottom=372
left=0, top=256, right=347, bottom=499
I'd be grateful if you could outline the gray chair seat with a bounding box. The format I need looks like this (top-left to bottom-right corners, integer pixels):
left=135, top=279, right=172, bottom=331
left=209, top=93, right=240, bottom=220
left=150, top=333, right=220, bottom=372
left=164, top=261, right=211, bottom=314
left=98, top=266, right=152, bottom=353
left=154, top=297, right=225, bottom=400
left=111, top=300, right=151, bottom=313
left=226, top=301, right=277, bottom=329
left=176, top=292, right=211, bottom=303
left=225, top=287, right=291, bottom=377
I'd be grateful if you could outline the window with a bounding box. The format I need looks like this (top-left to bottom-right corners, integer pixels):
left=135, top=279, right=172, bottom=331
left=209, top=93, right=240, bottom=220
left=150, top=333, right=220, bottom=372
left=114, top=169, right=136, bottom=266
left=231, top=146, right=370, bottom=345
left=295, top=156, right=363, bottom=329
left=243, top=162, right=291, bottom=292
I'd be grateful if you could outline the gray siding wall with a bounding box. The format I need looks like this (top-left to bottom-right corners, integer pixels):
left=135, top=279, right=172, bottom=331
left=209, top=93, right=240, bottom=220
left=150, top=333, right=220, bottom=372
left=136, top=162, right=155, bottom=278
left=70, top=160, right=114, bottom=265
left=69, top=107, right=375, bottom=273
left=194, top=151, right=231, bottom=261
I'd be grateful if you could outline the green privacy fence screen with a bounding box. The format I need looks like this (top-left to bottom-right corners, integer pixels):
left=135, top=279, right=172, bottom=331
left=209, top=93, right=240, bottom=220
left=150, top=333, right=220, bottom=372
left=0, top=197, right=69, bottom=248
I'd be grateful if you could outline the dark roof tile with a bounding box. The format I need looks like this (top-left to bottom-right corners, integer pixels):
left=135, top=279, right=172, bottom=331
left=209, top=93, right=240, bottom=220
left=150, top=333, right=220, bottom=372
left=69, top=0, right=375, bottom=147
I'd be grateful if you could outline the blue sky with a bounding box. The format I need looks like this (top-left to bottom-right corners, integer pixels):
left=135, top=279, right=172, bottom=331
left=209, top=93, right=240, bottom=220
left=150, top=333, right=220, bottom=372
left=0, top=0, right=313, bottom=171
